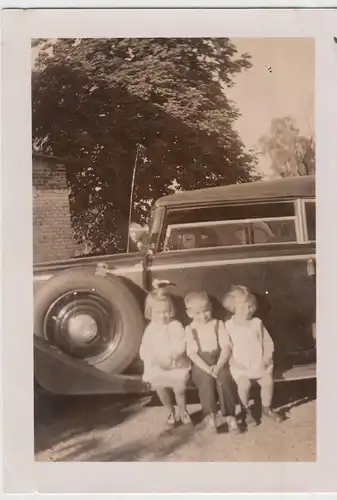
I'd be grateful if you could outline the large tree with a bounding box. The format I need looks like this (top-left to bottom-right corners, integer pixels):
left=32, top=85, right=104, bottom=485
left=32, top=38, right=258, bottom=253
left=259, top=116, right=315, bottom=179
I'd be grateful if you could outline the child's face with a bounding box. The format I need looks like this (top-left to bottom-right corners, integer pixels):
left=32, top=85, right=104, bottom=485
left=151, top=301, right=172, bottom=324
left=188, top=300, right=212, bottom=325
left=233, top=298, right=253, bottom=320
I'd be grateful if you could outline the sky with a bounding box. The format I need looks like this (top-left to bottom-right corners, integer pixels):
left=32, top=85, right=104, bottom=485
left=32, top=37, right=315, bottom=178
left=226, top=38, right=315, bottom=177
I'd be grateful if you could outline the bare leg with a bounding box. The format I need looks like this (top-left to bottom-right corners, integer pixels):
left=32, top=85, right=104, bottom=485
left=173, top=386, right=187, bottom=416
left=257, top=373, right=274, bottom=408
left=236, top=376, right=251, bottom=409
left=235, top=375, right=256, bottom=425
left=257, top=374, right=282, bottom=422
left=156, top=388, right=174, bottom=412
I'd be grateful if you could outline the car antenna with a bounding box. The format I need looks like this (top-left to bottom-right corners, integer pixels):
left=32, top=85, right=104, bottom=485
left=127, top=144, right=142, bottom=253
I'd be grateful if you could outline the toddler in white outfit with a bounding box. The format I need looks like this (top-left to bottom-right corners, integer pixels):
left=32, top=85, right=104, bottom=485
left=139, top=288, right=191, bottom=426
left=223, top=285, right=282, bottom=425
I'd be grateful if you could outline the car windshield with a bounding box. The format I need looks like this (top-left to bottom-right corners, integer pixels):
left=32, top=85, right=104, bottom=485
left=147, top=208, right=155, bottom=235
left=146, top=206, right=162, bottom=250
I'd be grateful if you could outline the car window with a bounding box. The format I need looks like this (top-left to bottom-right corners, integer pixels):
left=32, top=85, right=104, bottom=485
left=305, top=201, right=315, bottom=241
left=161, top=202, right=298, bottom=252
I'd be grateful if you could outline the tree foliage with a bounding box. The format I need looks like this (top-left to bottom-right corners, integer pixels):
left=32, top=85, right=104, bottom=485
left=259, top=116, right=315, bottom=179
left=32, top=38, right=258, bottom=253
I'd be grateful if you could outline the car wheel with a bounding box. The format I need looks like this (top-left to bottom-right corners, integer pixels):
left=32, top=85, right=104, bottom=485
left=34, top=268, right=145, bottom=374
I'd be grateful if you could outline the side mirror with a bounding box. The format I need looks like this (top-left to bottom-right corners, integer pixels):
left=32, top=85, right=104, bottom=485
left=129, top=222, right=149, bottom=250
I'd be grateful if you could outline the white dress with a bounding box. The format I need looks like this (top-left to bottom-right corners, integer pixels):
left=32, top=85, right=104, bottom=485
left=139, top=320, right=191, bottom=389
left=225, top=316, right=274, bottom=381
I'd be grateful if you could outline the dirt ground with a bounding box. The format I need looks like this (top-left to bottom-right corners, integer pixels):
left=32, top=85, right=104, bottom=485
left=35, top=379, right=316, bottom=462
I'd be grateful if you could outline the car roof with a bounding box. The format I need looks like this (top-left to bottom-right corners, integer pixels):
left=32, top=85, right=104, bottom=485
left=155, top=175, right=315, bottom=208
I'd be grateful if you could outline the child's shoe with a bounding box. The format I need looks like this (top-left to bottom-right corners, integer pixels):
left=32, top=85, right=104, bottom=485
left=227, top=416, right=241, bottom=435
left=206, top=413, right=217, bottom=430
left=261, top=406, right=283, bottom=423
left=180, top=410, right=192, bottom=425
left=167, top=410, right=177, bottom=426
left=244, top=408, right=257, bottom=426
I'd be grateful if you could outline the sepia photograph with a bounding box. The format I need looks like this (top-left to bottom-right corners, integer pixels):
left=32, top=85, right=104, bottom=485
left=31, top=36, right=317, bottom=464
left=5, top=3, right=337, bottom=492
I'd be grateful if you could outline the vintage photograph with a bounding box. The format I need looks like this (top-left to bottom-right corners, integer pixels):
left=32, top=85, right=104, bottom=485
left=32, top=37, right=316, bottom=462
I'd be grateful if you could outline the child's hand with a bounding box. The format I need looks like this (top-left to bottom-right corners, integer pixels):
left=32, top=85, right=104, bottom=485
left=158, top=354, right=173, bottom=369
left=210, top=365, right=219, bottom=379
left=203, top=365, right=215, bottom=377
left=263, top=358, right=273, bottom=369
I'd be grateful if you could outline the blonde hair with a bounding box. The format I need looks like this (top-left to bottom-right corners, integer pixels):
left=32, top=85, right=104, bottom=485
left=184, top=291, right=211, bottom=311
left=144, top=289, right=176, bottom=321
left=223, top=285, right=257, bottom=315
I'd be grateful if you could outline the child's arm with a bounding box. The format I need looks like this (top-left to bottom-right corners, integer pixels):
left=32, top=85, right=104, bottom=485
left=185, top=326, right=213, bottom=376
left=215, top=321, right=232, bottom=373
left=169, top=321, right=187, bottom=359
left=139, top=325, right=155, bottom=365
left=261, top=321, right=274, bottom=367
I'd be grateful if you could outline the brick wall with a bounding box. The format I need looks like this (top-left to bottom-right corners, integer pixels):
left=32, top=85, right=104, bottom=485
left=33, top=154, right=79, bottom=263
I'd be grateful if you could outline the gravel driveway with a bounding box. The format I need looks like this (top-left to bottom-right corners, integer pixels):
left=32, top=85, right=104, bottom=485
left=35, top=379, right=316, bottom=462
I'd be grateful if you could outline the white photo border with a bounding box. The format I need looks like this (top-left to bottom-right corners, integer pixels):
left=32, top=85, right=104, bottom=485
left=2, top=7, right=337, bottom=494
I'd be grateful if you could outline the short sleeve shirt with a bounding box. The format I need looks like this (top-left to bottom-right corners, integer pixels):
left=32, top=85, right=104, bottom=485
left=185, top=318, right=231, bottom=356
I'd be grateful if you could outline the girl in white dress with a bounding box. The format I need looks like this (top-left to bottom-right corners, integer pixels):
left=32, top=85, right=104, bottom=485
left=223, top=285, right=282, bottom=425
left=139, top=288, right=191, bottom=426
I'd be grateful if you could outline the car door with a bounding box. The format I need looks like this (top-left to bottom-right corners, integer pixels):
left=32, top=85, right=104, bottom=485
left=148, top=198, right=316, bottom=378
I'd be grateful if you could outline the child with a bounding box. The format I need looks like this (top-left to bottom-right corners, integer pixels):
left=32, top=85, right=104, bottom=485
left=184, top=291, right=240, bottom=433
left=223, top=285, right=282, bottom=425
left=139, top=288, right=191, bottom=426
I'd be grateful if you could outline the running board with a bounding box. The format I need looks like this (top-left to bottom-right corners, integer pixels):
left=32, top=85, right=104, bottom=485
left=275, top=363, right=316, bottom=382
left=34, top=336, right=317, bottom=396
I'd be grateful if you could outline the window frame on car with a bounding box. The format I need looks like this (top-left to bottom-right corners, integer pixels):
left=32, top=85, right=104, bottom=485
left=163, top=216, right=298, bottom=252
left=301, top=198, right=316, bottom=243
left=157, top=198, right=314, bottom=254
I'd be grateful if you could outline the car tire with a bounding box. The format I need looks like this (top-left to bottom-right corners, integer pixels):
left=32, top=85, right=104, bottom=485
left=34, top=267, right=145, bottom=374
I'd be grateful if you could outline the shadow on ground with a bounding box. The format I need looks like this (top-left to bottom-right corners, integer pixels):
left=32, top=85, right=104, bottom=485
left=86, top=424, right=198, bottom=462
left=248, top=378, right=316, bottom=424
left=34, top=392, right=149, bottom=455
left=35, top=378, right=316, bottom=462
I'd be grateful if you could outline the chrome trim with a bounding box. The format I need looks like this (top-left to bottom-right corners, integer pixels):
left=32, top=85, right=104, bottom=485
left=302, top=198, right=316, bottom=242
left=34, top=252, right=316, bottom=283
left=34, top=274, right=53, bottom=281
left=167, top=216, right=295, bottom=230
left=162, top=239, right=305, bottom=256
left=34, top=266, right=142, bottom=282
left=150, top=253, right=316, bottom=271
left=294, top=199, right=303, bottom=243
